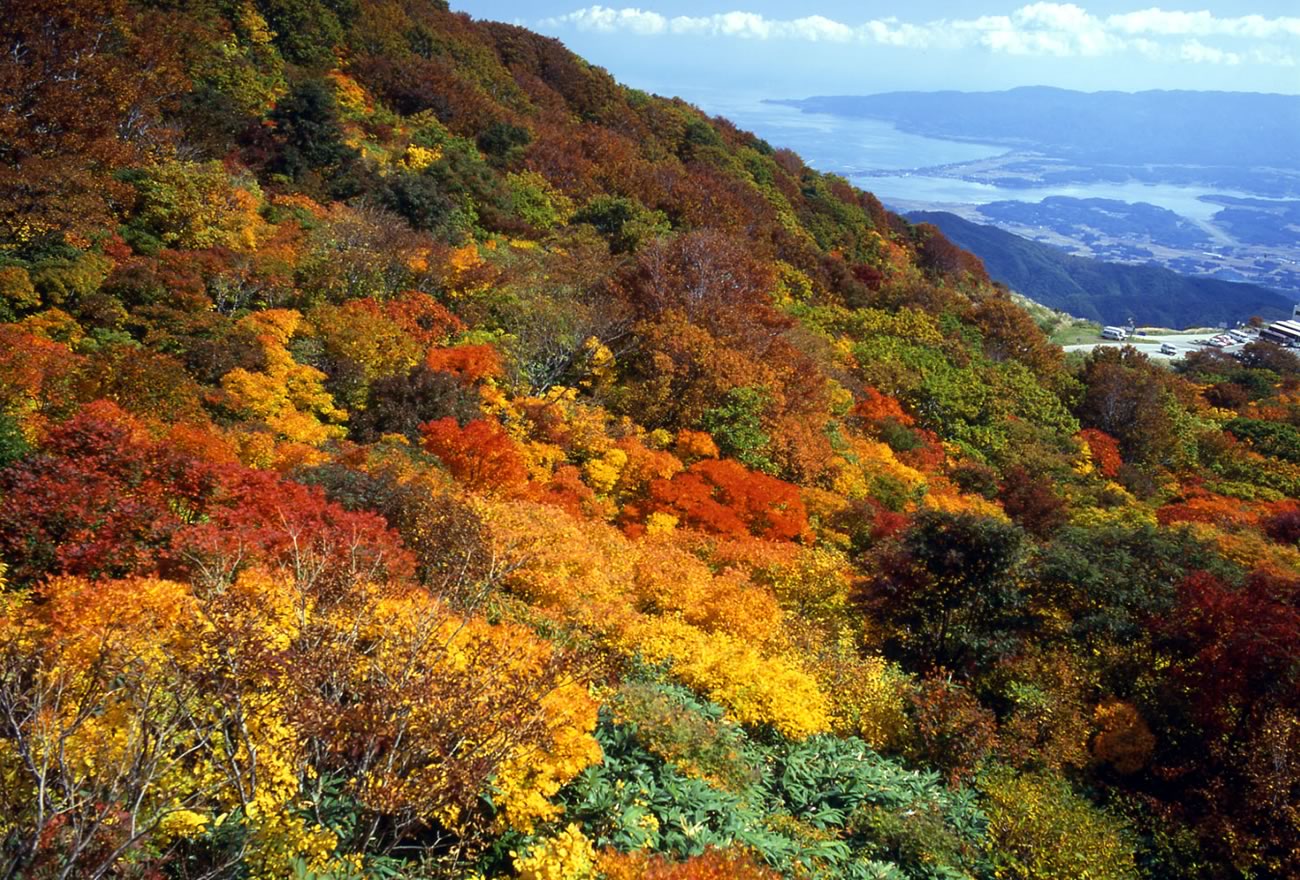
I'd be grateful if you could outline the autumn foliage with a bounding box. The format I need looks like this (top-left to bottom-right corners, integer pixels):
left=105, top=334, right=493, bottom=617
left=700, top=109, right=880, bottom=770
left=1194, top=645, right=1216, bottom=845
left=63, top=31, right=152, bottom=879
left=599, top=848, right=781, bottom=879
left=637, top=458, right=809, bottom=542
left=0, top=1, right=1294, bottom=878
left=421, top=416, right=529, bottom=493
left=0, top=402, right=218, bottom=585
left=426, top=343, right=504, bottom=383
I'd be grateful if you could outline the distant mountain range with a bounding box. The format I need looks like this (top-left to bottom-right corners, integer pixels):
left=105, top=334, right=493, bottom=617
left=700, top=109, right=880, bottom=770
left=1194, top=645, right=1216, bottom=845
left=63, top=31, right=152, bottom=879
left=908, top=211, right=1296, bottom=328
left=773, top=87, right=1300, bottom=171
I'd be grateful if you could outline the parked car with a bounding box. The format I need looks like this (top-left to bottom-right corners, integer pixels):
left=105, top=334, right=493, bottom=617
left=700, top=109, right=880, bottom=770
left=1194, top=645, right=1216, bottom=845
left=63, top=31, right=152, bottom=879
left=1160, top=343, right=1178, bottom=356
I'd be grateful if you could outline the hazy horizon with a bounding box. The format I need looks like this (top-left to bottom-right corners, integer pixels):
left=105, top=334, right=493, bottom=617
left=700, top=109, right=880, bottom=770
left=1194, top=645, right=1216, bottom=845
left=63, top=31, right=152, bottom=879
left=450, top=2, right=1300, bottom=98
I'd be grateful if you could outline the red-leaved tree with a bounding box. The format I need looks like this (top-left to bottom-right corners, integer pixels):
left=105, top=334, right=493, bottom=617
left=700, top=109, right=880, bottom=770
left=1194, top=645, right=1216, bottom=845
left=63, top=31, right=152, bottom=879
left=0, top=401, right=219, bottom=585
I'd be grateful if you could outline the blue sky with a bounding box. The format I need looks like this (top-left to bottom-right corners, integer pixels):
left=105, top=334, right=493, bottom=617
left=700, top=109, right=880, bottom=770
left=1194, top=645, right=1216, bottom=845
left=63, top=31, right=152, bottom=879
left=449, top=2, right=1300, bottom=97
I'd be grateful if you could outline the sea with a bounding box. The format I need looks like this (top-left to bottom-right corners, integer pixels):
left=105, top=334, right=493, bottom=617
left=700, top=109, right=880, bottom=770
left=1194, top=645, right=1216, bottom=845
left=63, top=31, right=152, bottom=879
left=656, top=86, right=1261, bottom=223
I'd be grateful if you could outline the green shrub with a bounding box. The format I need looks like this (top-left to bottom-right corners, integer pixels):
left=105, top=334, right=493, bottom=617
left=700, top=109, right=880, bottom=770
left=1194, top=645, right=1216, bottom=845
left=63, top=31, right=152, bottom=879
left=560, top=680, right=990, bottom=880
left=979, top=769, right=1137, bottom=880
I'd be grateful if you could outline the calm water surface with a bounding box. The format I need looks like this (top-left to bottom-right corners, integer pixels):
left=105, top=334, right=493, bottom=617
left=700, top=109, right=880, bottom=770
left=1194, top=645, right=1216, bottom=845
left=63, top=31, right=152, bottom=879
left=667, top=87, right=1007, bottom=171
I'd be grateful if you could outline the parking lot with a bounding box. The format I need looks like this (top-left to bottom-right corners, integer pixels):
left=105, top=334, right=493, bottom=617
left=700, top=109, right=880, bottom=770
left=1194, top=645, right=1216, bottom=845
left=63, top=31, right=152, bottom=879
left=1062, top=330, right=1256, bottom=361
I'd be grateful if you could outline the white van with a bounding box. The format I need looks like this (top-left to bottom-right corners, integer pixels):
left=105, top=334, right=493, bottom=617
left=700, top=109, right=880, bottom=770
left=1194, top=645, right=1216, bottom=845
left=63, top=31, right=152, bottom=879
left=1101, top=326, right=1128, bottom=340
left=1160, top=343, right=1178, bottom=356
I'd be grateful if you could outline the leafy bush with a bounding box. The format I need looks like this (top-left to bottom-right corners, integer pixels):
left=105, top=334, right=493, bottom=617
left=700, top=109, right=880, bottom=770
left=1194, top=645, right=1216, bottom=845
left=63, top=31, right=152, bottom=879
left=1226, top=417, right=1300, bottom=464
left=979, top=770, right=1138, bottom=880
left=700, top=385, right=777, bottom=474
left=561, top=681, right=990, bottom=880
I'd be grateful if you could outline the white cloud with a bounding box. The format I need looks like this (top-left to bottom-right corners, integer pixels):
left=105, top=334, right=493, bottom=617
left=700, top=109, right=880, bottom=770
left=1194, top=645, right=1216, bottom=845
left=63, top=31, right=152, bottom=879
left=785, top=15, right=856, bottom=43
left=1179, top=38, right=1241, bottom=65
left=542, top=6, right=667, bottom=35
left=541, top=4, right=1300, bottom=68
left=1251, top=45, right=1297, bottom=67
left=1001, top=3, right=1122, bottom=55
left=547, top=8, right=862, bottom=42
left=1107, top=8, right=1300, bottom=39
left=1014, top=2, right=1092, bottom=32
left=861, top=18, right=949, bottom=50
left=713, top=12, right=773, bottom=39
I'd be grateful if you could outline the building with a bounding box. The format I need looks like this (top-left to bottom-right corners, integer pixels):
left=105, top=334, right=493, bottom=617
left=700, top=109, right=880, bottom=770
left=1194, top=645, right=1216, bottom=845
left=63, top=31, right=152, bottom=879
left=1260, top=319, right=1300, bottom=347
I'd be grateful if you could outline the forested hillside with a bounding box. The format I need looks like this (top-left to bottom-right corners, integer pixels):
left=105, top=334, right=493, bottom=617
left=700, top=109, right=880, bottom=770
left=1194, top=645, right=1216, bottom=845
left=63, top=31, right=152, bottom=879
left=1, top=3, right=1298, bottom=879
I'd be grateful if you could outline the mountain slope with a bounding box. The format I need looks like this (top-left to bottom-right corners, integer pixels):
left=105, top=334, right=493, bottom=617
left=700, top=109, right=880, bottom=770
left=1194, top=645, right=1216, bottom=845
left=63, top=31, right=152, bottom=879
left=0, top=3, right=1298, bottom=880
left=909, top=210, right=1295, bottom=326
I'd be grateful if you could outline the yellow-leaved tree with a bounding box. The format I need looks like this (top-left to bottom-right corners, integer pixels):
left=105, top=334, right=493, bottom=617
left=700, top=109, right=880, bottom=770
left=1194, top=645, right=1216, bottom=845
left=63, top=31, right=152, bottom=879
left=481, top=499, right=831, bottom=739
left=0, top=560, right=602, bottom=878
left=0, top=572, right=335, bottom=879
left=980, top=769, right=1139, bottom=880
left=217, top=309, right=347, bottom=463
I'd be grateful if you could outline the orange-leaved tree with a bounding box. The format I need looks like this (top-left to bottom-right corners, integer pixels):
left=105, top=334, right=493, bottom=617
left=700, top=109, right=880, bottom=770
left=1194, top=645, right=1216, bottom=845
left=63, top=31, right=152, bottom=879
left=638, top=458, right=809, bottom=541
left=421, top=416, right=529, bottom=494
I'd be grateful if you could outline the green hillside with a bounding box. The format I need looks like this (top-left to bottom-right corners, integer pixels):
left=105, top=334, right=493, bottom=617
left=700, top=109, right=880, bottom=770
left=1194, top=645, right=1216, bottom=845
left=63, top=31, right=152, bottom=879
left=909, top=210, right=1295, bottom=327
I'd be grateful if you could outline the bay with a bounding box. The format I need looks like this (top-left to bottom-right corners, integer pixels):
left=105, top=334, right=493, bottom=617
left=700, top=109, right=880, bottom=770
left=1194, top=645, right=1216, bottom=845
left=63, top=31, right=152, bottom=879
left=667, top=86, right=1007, bottom=171
left=664, top=86, right=1263, bottom=223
